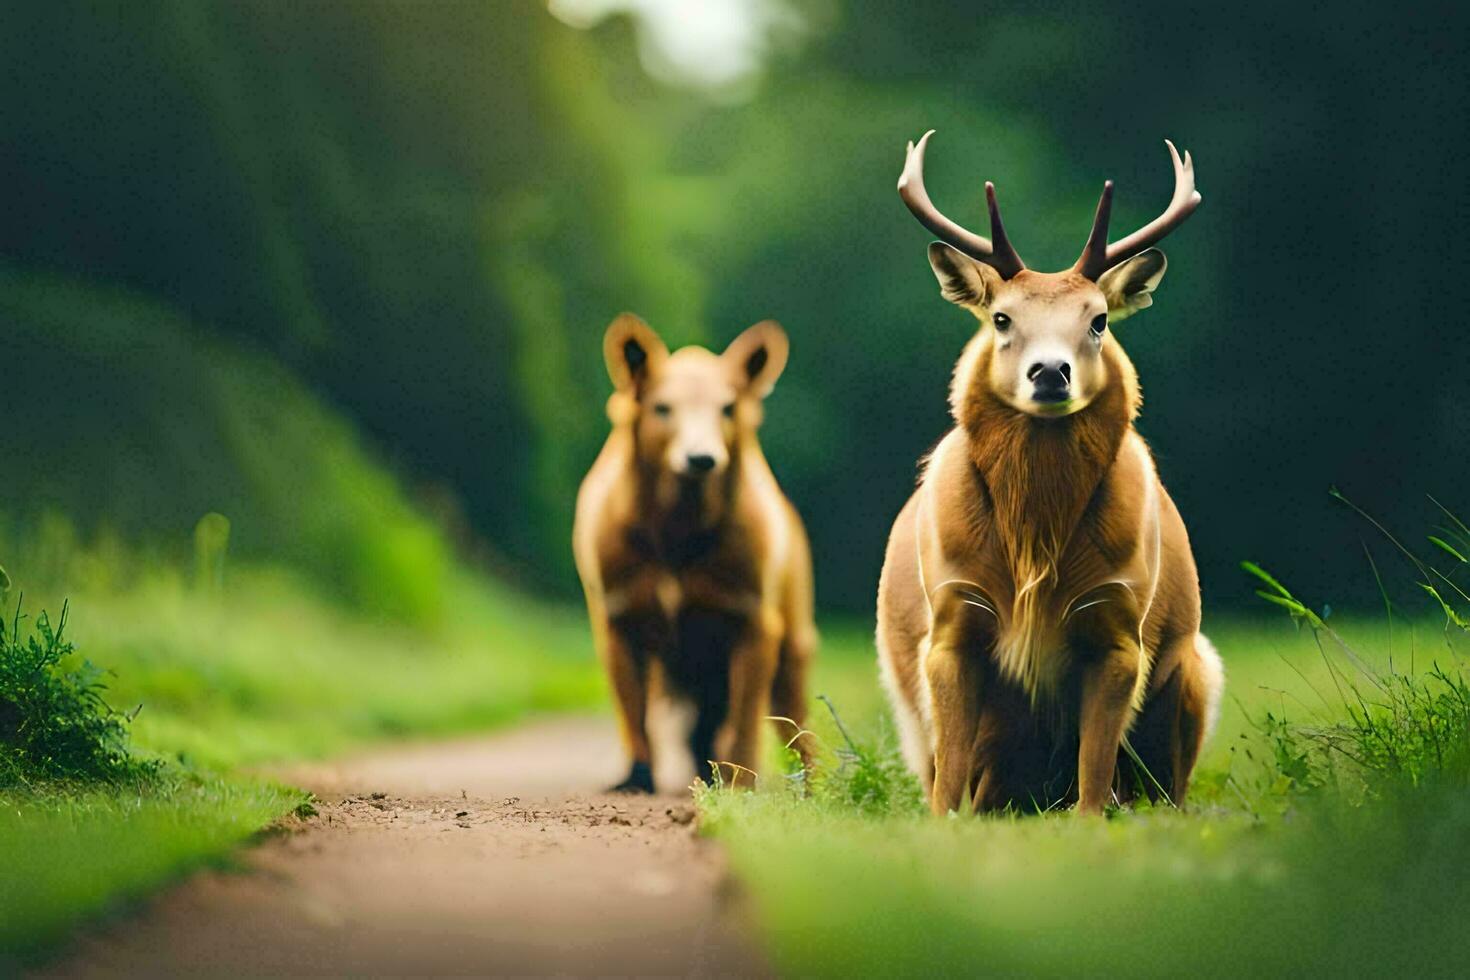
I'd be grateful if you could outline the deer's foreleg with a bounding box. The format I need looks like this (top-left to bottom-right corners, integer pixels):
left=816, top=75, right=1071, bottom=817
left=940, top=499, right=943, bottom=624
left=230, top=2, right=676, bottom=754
left=605, top=612, right=663, bottom=793
left=720, top=608, right=782, bottom=788
left=1076, top=638, right=1144, bottom=815
left=923, top=585, right=997, bottom=815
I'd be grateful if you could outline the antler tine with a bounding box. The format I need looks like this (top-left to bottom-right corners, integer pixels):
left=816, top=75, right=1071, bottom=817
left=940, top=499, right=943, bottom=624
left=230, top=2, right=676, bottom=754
left=984, top=182, right=1022, bottom=272
left=1072, top=180, right=1114, bottom=280
left=898, top=130, right=1025, bottom=279
left=1085, top=139, right=1202, bottom=277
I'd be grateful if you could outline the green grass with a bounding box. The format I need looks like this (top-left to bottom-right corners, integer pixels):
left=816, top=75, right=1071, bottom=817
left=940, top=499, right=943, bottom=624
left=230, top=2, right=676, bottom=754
left=0, top=773, right=306, bottom=969
left=1, top=598, right=159, bottom=787
left=0, top=556, right=606, bottom=965
left=699, top=614, right=1470, bottom=976
left=59, top=567, right=603, bottom=770
left=704, top=780, right=1470, bottom=976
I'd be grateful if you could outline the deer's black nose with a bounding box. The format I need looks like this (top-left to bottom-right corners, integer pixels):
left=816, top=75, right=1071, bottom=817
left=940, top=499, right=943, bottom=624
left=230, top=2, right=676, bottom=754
left=1028, top=360, right=1071, bottom=402
left=686, top=453, right=717, bottom=474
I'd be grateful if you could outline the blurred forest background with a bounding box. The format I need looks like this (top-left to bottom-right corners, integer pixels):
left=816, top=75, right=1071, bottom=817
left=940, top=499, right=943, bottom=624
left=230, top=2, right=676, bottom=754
left=1, top=0, right=1465, bottom=617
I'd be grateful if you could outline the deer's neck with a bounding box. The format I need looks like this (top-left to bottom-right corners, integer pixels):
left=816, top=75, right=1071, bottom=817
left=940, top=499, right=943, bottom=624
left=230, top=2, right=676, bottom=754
left=630, top=454, right=737, bottom=567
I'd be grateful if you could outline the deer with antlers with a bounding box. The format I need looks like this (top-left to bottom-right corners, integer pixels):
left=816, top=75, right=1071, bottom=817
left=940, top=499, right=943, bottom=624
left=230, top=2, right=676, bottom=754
left=877, top=132, right=1224, bottom=815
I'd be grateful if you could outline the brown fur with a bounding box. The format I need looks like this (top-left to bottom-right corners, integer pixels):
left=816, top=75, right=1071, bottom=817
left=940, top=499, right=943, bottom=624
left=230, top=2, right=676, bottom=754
left=574, top=314, right=816, bottom=792
left=878, top=257, right=1223, bottom=815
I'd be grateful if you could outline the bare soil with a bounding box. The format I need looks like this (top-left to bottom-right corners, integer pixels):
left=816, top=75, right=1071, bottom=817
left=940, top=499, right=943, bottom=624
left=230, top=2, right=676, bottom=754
left=41, top=718, right=768, bottom=977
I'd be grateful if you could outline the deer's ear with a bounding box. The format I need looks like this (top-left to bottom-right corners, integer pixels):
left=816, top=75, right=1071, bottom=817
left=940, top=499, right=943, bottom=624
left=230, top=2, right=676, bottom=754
left=603, top=313, right=668, bottom=391
left=722, top=320, right=789, bottom=399
left=1098, top=249, right=1168, bottom=323
left=927, top=242, right=1001, bottom=309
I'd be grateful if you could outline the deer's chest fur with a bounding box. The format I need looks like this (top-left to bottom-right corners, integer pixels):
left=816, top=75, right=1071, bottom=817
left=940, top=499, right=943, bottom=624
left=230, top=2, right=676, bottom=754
left=917, top=392, right=1161, bottom=698
left=599, top=527, right=764, bottom=624
left=585, top=454, right=776, bottom=635
left=592, top=493, right=759, bottom=628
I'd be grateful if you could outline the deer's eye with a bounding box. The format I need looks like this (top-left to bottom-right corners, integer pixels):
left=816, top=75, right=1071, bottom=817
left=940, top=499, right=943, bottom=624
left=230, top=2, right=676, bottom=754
left=993, top=312, right=1011, bottom=332
left=653, top=403, right=672, bottom=418
left=1090, top=314, right=1107, bottom=337
left=722, top=402, right=735, bottom=419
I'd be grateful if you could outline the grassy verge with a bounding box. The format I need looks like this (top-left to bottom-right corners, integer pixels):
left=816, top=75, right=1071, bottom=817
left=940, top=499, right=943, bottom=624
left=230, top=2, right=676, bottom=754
left=0, top=773, right=306, bottom=965
left=700, top=614, right=1470, bottom=976
left=0, top=561, right=605, bottom=966
left=63, top=567, right=603, bottom=769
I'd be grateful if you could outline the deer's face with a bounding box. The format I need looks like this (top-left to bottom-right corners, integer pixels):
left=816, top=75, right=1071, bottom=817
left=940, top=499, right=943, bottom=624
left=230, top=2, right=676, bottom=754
left=602, top=314, right=788, bottom=483
left=981, top=271, right=1111, bottom=417
left=638, top=352, right=739, bottom=478
left=928, top=244, right=1169, bottom=419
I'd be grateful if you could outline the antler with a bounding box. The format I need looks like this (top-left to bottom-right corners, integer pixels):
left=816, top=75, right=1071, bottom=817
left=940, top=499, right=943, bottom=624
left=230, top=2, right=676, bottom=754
left=1074, top=139, right=1201, bottom=280
left=898, top=130, right=1025, bottom=279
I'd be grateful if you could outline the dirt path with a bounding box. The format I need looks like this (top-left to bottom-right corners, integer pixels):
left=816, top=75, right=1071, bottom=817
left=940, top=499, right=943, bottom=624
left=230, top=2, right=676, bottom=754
left=42, top=718, right=768, bottom=977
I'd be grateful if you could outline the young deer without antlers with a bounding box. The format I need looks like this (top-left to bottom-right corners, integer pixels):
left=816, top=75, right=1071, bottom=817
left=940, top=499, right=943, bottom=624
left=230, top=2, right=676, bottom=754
left=574, top=315, right=816, bottom=793
left=877, top=132, right=1224, bottom=816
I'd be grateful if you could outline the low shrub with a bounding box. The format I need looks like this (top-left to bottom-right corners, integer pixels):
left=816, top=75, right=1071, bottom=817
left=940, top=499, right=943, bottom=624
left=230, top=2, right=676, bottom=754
left=0, top=598, right=157, bottom=787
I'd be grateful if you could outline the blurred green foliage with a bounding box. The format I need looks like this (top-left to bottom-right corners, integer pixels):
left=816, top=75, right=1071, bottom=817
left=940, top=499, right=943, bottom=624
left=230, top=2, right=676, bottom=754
left=0, top=269, right=450, bottom=622
left=0, top=538, right=603, bottom=770
left=0, top=0, right=1464, bottom=611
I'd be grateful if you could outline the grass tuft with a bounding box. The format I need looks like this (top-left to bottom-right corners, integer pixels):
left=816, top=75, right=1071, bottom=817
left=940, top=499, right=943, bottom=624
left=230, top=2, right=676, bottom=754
left=1242, top=500, right=1470, bottom=798
left=697, top=692, right=923, bottom=827
left=808, top=695, right=924, bottom=817
left=0, top=597, right=158, bottom=788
